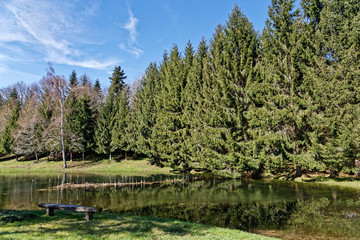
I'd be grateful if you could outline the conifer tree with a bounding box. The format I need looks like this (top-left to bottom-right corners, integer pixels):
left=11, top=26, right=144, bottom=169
left=307, top=0, right=360, bottom=176
left=94, top=79, right=101, bottom=92
left=95, top=66, right=127, bottom=160
left=182, top=38, right=208, bottom=169
left=69, top=70, right=78, bottom=88
left=152, top=45, right=188, bottom=170
left=253, top=0, right=317, bottom=176
left=94, top=99, right=114, bottom=160
left=195, top=5, right=258, bottom=176
left=67, top=95, right=95, bottom=160
left=0, top=94, right=20, bottom=155
left=132, top=63, right=161, bottom=159
left=111, top=86, right=130, bottom=158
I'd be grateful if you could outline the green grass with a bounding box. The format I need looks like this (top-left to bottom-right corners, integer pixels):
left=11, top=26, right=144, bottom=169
left=0, top=210, right=278, bottom=240
left=293, top=175, right=360, bottom=190
left=0, top=155, right=173, bottom=176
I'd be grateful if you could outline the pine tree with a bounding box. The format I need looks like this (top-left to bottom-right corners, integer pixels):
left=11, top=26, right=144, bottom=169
left=94, top=79, right=101, bottom=92
left=193, top=5, right=258, bottom=177
left=67, top=95, right=95, bottom=160
left=111, top=87, right=130, bottom=158
left=109, top=66, right=126, bottom=100
left=95, top=66, right=127, bottom=160
left=94, top=99, right=114, bottom=160
left=0, top=98, right=20, bottom=155
left=69, top=70, right=78, bottom=89
left=251, top=0, right=319, bottom=177
left=152, top=45, right=189, bottom=170
left=307, top=0, right=360, bottom=176
left=182, top=38, right=208, bottom=170
left=132, top=63, right=161, bottom=159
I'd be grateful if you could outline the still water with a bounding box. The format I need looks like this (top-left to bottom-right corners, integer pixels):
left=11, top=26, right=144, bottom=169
left=1, top=173, right=359, bottom=239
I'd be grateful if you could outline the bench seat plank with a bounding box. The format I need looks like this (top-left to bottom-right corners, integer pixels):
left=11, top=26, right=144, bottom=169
left=38, top=203, right=98, bottom=220
left=38, top=203, right=97, bottom=212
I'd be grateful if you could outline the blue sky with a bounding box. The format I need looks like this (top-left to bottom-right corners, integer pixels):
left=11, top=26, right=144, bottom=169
left=0, top=0, right=273, bottom=89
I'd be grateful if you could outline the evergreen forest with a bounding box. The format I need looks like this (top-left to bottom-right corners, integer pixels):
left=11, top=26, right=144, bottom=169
left=1, top=0, right=360, bottom=178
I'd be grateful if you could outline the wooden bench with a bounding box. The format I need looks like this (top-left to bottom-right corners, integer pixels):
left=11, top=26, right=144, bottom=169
left=38, top=203, right=98, bottom=221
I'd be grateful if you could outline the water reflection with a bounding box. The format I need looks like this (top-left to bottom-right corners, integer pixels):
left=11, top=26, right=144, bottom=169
left=0, top=174, right=360, bottom=239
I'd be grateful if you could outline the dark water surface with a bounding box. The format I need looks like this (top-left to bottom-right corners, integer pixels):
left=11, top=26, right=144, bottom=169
left=1, top=173, right=359, bottom=239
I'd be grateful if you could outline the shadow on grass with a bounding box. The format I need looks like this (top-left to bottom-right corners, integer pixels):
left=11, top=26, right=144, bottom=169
left=0, top=210, right=210, bottom=239
left=0, top=155, right=16, bottom=162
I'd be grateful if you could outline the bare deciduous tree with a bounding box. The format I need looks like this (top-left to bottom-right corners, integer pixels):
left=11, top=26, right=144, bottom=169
left=41, top=64, right=69, bottom=168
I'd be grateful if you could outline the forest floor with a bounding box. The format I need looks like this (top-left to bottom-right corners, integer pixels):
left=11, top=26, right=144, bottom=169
left=0, top=209, right=277, bottom=240
left=0, top=154, right=174, bottom=176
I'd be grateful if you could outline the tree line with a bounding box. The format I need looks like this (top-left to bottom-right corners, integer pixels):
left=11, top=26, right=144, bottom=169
left=0, top=0, right=359, bottom=177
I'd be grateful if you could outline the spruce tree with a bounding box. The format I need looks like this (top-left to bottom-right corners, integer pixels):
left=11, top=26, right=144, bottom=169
left=111, top=87, right=130, bottom=158
left=152, top=45, right=188, bottom=170
left=0, top=94, right=20, bottom=155
left=94, top=79, right=101, bottom=92
left=67, top=95, right=95, bottom=160
left=69, top=70, right=78, bottom=89
left=253, top=0, right=317, bottom=176
left=95, top=66, right=127, bottom=160
left=182, top=38, right=208, bottom=170
left=307, top=0, right=360, bottom=176
left=132, top=63, right=161, bottom=159
left=194, top=5, right=259, bottom=177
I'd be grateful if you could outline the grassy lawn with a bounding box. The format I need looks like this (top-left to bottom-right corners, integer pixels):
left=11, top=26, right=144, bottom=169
left=0, top=210, right=278, bottom=240
left=0, top=155, right=173, bottom=176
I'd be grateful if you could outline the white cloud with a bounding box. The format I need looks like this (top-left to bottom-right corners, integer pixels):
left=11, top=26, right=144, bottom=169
left=0, top=0, right=121, bottom=71
left=120, top=5, right=143, bottom=58
left=124, top=7, right=139, bottom=43
left=119, top=43, right=143, bottom=59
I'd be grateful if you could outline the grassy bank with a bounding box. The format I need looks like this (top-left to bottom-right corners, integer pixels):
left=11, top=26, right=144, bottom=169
left=0, top=155, right=173, bottom=176
left=0, top=210, right=277, bottom=240
left=292, top=175, right=360, bottom=190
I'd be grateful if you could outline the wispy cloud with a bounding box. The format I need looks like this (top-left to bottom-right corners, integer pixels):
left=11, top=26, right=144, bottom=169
left=0, top=0, right=121, bottom=71
left=124, top=7, right=139, bottom=42
left=119, top=43, right=143, bottom=59
left=120, top=4, right=143, bottom=58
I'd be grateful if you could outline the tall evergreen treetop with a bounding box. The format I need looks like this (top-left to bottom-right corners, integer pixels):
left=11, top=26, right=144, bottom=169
left=109, top=66, right=127, bottom=100
left=69, top=70, right=78, bottom=89
left=94, top=79, right=101, bottom=92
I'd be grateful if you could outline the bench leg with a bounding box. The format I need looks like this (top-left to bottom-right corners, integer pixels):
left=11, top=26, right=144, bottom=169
left=46, top=208, right=54, bottom=216
left=85, top=212, right=93, bottom=221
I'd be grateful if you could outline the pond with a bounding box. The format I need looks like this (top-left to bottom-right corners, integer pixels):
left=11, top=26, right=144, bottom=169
left=1, top=173, right=359, bottom=239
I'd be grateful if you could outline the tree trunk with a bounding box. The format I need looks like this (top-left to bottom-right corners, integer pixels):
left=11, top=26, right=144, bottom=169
left=109, top=152, right=112, bottom=161
left=124, top=151, right=128, bottom=161
left=15, top=154, right=18, bottom=162
left=70, top=151, right=73, bottom=162
left=330, top=168, right=335, bottom=178
left=82, top=152, right=85, bottom=161
left=47, top=154, right=50, bottom=162
left=35, top=151, right=39, bottom=162
left=295, top=165, right=302, bottom=178
left=59, top=99, right=67, bottom=168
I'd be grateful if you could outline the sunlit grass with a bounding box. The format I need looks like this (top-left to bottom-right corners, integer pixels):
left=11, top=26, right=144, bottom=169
left=293, top=175, right=360, bottom=190
left=0, top=155, right=173, bottom=176
left=0, top=210, right=278, bottom=240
